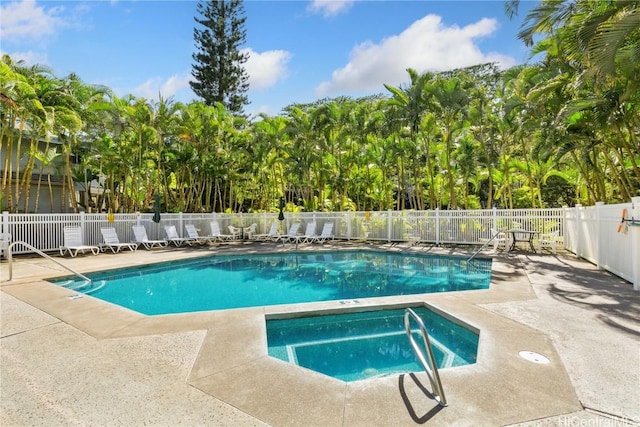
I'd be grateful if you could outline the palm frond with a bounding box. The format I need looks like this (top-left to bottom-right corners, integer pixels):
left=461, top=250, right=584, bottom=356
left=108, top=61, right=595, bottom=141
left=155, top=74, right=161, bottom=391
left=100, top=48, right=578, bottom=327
left=587, top=8, right=640, bottom=74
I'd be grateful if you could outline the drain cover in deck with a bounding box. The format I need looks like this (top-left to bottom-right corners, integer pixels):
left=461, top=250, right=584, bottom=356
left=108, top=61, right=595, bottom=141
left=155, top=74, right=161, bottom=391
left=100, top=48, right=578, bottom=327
left=519, top=351, right=550, bottom=364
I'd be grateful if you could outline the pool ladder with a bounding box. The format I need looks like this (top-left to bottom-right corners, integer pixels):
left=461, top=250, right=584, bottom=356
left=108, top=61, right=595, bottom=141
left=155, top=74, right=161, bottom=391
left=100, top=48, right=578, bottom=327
left=404, top=308, right=448, bottom=407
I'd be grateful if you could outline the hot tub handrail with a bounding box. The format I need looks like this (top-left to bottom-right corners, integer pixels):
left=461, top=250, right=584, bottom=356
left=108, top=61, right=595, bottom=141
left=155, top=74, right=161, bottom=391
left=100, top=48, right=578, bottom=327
left=3, top=241, right=91, bottom=283
left=404, top=307, right=448, bottom=407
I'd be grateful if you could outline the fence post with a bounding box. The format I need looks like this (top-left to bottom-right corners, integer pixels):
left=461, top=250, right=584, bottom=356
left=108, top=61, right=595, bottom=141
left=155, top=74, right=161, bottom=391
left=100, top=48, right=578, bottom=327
left=631, top=197, right=640, bottom=291
left=80, top=211, right=86, bottom=235
left=562, top=205, right=569, bottom=252
left=575, top=204, right=583, bottom=258
left=346, top=210, right=351, bottom=240
left=1, top=211, right=7, bottom=235
left=435, top=209, right=440, bottom=246
left=136, top=212, right=141, bottom=226
left=179, top=212, right=184, bottom=236
left=595, top=201, right=604, bottom=269
left=387, top=210, right=392, bottom=243
left=492, top=207, right=497, bottom=232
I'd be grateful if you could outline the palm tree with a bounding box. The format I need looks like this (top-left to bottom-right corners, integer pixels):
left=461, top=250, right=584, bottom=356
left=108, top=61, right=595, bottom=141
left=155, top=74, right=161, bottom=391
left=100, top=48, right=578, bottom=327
left=455, top=131, right=479, bottom=209
left=515, top=0, right=640, bottom=75
left=384, top=69, right=437, bottom=208
left=32, top=147, right=61, bottom=212
left=506, top=0, right=639, bottom=202
left=0, top=56, right=48, bottom=212
left=346, top=98, right=387, bottom=210
left=149, top=95, right=181, bottom=209
left=50, top=73, right=109, bottom=212
left=251, top=114, right=290, bottom=210
left=431, top=75, right=470, bottom=209
left=310, top=100, right=351, bottom=210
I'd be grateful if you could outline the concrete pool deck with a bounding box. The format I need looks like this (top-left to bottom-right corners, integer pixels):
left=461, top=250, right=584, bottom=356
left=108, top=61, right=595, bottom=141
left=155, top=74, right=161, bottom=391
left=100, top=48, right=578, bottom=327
left=1, top=241, right=638, bottom=426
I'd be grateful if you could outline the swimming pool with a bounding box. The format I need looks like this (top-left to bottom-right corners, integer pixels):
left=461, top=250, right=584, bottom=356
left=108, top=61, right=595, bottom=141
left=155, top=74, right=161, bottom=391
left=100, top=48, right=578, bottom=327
left=267, top=306, right=479, bottom=382
left=50, top=250, right=491, bottom=315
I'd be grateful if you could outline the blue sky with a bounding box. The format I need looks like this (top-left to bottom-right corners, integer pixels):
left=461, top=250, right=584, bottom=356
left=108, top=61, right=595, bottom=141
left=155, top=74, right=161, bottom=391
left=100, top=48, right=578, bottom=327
left=1, top=0, right=539, bottom=117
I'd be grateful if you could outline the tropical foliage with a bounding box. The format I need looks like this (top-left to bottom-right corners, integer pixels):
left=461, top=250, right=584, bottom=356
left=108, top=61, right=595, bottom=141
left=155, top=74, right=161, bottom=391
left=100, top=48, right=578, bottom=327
left=1, top=0, right=638, bottom=213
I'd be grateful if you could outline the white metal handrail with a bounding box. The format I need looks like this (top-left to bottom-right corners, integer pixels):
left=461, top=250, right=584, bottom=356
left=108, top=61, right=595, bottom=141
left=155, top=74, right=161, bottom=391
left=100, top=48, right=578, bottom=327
left=466, top=230, right=504, bottom=262
left=3, top=241, right=91, bottom=283
left=404, top=308, right=448, bottom=407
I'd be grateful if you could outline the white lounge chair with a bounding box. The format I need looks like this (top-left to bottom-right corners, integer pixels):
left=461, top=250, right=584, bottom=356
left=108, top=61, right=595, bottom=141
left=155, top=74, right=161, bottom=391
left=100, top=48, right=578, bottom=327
left=275, top=222, right=301, bottom=243
left=309, top=223, right=334, bottom=244
left=99, top=227, right=137, bottom=253
left=60, top=226, right=99, bottom=257
left=132, top=225, right=168, bottom=250
left=290, top=222, right=316, bottom=244
left=210, top=221, right=233, bottom=241
left=164, top=225, right=195, bottom=247
left=253, top=222, right=279, bottom=241
left=184, top=224, right=216, bottom=245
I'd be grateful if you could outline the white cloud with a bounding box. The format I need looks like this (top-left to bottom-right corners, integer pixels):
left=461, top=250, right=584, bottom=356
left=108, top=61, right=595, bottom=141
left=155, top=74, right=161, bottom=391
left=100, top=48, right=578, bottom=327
left=161, top=74, right=192, bottom=98
left=307, top=0, right=355, bottom=18
left=130, top=47, right=291, bottom=104
left=316, top=14, right=516, bottom=96
left=131, top=78, right=162, bottom=100
left=131, top=73, right=191, bottom=101
left=0, top=0, right=65, bottom=40
left=243, top=48, right=292, bottom=91
left=0, top=49, right=48, bottom=66
left=246, top=104, right=275, bottom=119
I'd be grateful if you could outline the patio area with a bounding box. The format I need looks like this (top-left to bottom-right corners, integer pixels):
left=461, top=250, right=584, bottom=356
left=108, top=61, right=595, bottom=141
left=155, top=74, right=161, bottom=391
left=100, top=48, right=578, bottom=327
left=1, top=241, right=638, bottom=426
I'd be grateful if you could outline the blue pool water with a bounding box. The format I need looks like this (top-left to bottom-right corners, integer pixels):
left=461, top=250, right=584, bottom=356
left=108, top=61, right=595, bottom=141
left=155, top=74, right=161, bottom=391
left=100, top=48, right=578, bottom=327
left=50, top=251, right=491, bottom=315
left=267, top=307, right=479, bottom=382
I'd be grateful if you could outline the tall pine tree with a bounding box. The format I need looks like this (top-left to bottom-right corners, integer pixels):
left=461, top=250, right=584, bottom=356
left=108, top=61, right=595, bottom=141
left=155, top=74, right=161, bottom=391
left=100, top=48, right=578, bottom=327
left=191, top=0, right=249, bottom=115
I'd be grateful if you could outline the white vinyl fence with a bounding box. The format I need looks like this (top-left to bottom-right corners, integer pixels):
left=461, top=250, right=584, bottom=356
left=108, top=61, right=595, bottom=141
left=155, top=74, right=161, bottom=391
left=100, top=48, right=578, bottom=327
left=564, top=199, right=640, bottom=287
left=1, top=208, right=565, bottom=251
left=2, top=198, right=638, bottom=290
